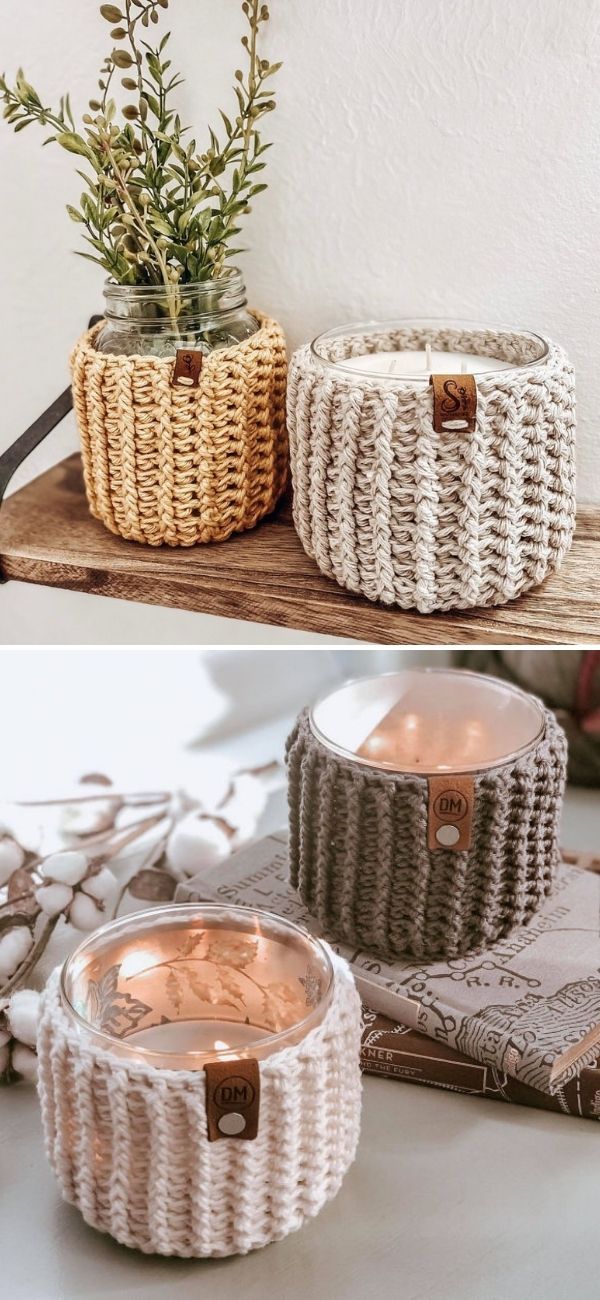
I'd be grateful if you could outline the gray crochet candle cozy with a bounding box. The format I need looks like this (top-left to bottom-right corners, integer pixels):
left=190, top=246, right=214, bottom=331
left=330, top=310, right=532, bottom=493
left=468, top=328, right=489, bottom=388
left=286, top=704, right=568, bottom=961
left=287, top=323, right=576, bottom=613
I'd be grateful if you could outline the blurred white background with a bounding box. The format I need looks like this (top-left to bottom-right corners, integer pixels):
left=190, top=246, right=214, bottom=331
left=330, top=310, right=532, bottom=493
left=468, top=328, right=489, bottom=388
left=0, top=647, right=438, bottom=798
left=1, top=0, right=599, bottom=642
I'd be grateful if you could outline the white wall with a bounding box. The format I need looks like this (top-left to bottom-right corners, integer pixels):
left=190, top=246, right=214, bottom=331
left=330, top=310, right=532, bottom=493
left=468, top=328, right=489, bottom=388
left=1, top=0, right=599, bottom=642
left=0, top=645, right=435, bottom=797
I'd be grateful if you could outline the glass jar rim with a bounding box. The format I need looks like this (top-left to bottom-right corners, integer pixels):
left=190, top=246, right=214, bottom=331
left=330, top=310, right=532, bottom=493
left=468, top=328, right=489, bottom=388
left=310, top=317, right=550, bottom=382
left=309, top=667, right=546, bottom=775
left=103, top=266, right=245, bottom=300
left=60, top=903, right=334, bottom=1065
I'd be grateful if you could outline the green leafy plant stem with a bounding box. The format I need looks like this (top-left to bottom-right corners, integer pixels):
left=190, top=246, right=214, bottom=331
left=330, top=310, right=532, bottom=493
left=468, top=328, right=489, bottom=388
left=0, top=0, right=280, bottom=334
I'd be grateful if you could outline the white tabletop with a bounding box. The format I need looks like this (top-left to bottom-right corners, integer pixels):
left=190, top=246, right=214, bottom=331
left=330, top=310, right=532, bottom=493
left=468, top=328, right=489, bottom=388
left=3, top=1071, right=599, bottom=1300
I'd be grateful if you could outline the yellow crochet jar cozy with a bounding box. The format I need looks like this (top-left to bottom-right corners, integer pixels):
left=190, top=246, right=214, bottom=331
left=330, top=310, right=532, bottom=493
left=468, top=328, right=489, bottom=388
left=70, top=311, right=288, bottom=547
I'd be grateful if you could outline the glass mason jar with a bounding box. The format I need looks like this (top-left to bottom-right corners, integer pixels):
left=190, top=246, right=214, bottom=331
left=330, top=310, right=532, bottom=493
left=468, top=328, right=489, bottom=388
left=95, top=267, right=259, bottom=358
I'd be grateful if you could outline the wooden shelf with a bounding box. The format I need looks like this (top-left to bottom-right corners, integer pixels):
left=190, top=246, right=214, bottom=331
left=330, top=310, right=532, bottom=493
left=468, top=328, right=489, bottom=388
left=1, top=453, right=599, bottom=644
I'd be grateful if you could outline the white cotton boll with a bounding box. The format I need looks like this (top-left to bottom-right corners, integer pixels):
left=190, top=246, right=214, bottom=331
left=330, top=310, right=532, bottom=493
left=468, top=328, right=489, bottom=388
left=7, top=988, right=40, bottom=1048
left=11, top=1043, right=38, bottom=1082
left=0, top=837, right=26, bottom=886
left=35, top=882, right=73, bottom=918
left=43, top=850, right=88, bottom=886
left=81, top=866, right=117, bottom=902
left=0, top=927, right=33, bottom=979
left=0, top=1044, right=9, bottom=1076
left=223, top=773, right=268, bottom=842
left=69, top=892, right=104, bottom=932
left=167, top=813, right=232, bottom=876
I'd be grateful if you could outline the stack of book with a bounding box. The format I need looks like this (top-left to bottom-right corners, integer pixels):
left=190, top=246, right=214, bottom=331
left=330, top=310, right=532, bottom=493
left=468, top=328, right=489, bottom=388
left=360, top=1010, right=600, bottom=1119
left=177, top=837, right=600, bottom=1123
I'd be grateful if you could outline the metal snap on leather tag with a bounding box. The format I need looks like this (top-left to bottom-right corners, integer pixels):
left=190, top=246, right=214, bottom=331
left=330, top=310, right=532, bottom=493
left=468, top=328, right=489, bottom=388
left=429, top=373, right=477, bottom=434
left=204, top=1058, right=260, bottom=1142
left=172, top=349, right=204, bottom=388
left=427, top=774, right=475, bottom=852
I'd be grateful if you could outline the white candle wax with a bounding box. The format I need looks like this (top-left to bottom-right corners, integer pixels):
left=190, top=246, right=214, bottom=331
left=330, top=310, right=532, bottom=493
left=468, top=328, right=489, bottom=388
left=339, top=349, right=513, bottom=377
left=127, top=1019, right=264, bottom=1054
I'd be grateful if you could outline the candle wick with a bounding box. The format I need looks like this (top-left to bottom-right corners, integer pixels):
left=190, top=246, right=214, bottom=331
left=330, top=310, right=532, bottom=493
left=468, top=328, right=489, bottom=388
left=461, top=359, right=467, bottom=374
left=388, top=357, right=398, bottom=375
left=425, top=342, right=432, bottom=371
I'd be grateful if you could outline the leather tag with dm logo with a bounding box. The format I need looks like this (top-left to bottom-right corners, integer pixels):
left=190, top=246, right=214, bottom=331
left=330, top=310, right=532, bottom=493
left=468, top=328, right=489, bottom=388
left=429, top=373, right=477, bottom=434
left=204, top=1058, right=260, bottom=1142
left=427, top=774, right=475, bottom=852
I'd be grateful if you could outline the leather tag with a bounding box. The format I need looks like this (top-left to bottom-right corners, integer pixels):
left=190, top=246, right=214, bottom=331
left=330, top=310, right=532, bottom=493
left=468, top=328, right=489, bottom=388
left=427, top=774, right=475, bottom=852
left=429, top=373, right=477, bottom=433
left=172, top=349, right=203, bottom=388
left=204, top=1058, right=260, bottom=1142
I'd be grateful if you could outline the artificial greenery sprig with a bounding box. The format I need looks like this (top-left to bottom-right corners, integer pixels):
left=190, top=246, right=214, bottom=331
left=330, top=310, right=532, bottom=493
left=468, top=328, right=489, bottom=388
left=0, top=0, right=280, bottom=289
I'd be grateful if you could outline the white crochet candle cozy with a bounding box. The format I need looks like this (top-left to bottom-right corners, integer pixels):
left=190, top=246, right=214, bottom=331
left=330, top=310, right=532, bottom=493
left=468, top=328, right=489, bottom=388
left=287, top=319, right=576, bottom=613
left=37, top=904, right=362, bottom=1257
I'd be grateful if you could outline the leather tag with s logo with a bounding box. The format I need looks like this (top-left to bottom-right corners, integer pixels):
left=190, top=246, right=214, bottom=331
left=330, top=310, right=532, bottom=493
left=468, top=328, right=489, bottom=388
left=172, top=349, right=204, bottom=388
left=429, top=373, right=477, bottom=434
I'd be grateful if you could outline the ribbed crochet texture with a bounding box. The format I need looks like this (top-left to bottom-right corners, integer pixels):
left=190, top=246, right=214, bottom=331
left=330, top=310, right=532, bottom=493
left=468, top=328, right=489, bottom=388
left=286, top=704, right=567, bottom=960
left=70, top=311, right=288, bottom=547
left=287, top=325, right=576, bottom=611
left=37, top=955, right=362, bottom=1258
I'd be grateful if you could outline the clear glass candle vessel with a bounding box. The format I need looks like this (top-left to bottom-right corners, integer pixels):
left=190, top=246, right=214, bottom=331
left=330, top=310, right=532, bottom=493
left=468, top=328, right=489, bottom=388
left=310, top=318, right=549, bottom=384
left=310, top=668, right=545, bottom=775
left=61, top=904, right=333, bottom=1071
left=95, top=268, right=259, bottom=358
